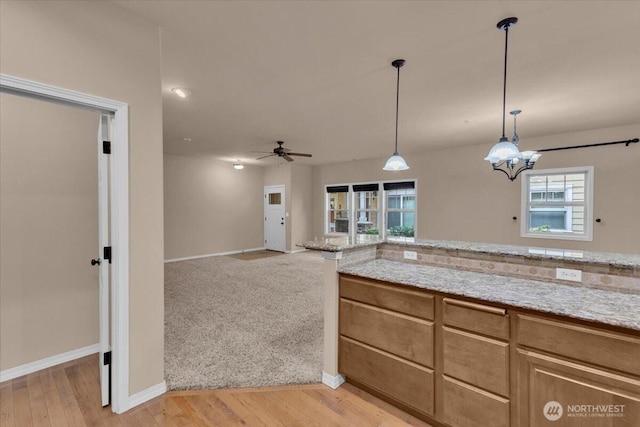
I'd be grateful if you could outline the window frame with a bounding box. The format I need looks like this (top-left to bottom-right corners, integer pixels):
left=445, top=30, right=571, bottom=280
left=325, top=187, right=350, bottom=236
left=323, top=179, right=417, bottom=240
left=520, top=166, right=594, bottom=241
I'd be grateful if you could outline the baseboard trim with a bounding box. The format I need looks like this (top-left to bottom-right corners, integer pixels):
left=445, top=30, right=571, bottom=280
left=287, top=248, right=308, bottom=254
left=322, top=371, right=345, bottom=389
left=129, top=380, right=167, bottom=410
left=0, top=343, right=100, bottom=383
left=165, top=247, right=267, bottom=263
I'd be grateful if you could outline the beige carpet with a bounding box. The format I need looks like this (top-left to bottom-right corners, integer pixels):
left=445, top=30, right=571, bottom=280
left=226, top=249, right=284, bottom=261
left=164, top=250, right=324, bottom=390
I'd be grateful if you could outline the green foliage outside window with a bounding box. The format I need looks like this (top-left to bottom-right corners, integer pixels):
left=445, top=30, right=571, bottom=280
left=388, top=226, right=414, bottom=237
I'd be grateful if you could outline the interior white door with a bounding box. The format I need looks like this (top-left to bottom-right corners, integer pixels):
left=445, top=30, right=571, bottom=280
left=264, top=185, right=286, bottom=252
left=97, top=114, right=111, bottom=407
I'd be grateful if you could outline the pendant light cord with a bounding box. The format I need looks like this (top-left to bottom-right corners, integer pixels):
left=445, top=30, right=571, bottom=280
left=502, top=26, right=509, bottom=139
left=395, top=64, right=400, bottom=154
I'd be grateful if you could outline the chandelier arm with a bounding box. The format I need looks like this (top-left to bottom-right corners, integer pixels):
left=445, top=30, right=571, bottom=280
left=492, top=164, right=514, bottom=180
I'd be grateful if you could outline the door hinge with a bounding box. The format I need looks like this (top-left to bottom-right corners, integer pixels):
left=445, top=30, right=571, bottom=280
left=103, top=351, right=111, bottom=365
left=103, top=140, right=111, bottom=154
left=103, top=246, right=112, bottom=264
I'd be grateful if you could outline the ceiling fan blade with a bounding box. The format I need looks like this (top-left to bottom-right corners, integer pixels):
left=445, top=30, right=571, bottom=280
left=256, top=154, right=277, bottom=160
left=287, top=152, right=313, bottom=157
left=282, top=154, right=295, bottom=162
left=250, top=150, right=274, bottom=154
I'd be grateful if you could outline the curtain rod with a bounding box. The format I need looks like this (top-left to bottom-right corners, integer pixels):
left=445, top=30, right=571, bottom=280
left=535, top=138, right=638, bottom=153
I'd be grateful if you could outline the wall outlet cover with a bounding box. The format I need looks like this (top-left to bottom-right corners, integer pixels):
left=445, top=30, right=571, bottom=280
left=556, top=268, right=582, bottom=282
left=404, top=250, right=418, bottom=260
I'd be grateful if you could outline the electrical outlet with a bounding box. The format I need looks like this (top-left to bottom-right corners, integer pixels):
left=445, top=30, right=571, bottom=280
left=404, top=250, right=418, bottom=260
left=556, top=268, right=582, bottom=282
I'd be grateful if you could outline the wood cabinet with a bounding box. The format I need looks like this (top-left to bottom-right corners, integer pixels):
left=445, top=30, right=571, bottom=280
left=516, top=349, right=640, bottom=426
left=338, top=274, right=640, bottom=427
left=441, top=297, right=511, bottom=427
left=338, top=275, right=435, bottom=416
left=516, top=314, right=640, bottom=427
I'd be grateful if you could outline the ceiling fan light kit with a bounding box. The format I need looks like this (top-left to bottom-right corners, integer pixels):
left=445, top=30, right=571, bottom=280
left=233, top=161, right=244, bottom=170
left=383, top=59, right=410, bottom=171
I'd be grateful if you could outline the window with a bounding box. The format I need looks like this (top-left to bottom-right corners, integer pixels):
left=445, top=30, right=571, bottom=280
left=324, top=180, right=416, bottom=240
left=384, top=181, right=415, bottom=240
left=353, top=183, right=380, bottom=236
left=326, top=186, right=349, bottom=234
left=521, top=167, right=593, bottom=241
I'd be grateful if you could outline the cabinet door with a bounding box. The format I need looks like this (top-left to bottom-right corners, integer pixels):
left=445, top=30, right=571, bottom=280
left=516, top=349, right=640, bottom=426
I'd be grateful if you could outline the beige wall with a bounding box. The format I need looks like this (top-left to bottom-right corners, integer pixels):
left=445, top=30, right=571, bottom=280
left=164, top=155, right=264, bottom=259
left=290, top=164, right=314, bottom=247
left=0, top=1, right=164, bottom=394
left=0, top=94, right=99, bottom=371
left=313, top=124, right=640, bottom=254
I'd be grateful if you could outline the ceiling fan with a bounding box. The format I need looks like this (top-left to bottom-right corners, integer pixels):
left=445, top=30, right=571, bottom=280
left=254, top=141, right=312, bottom=162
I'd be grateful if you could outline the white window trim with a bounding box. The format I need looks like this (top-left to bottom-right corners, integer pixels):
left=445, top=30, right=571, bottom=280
left=520, top=166, right=594, bottom=241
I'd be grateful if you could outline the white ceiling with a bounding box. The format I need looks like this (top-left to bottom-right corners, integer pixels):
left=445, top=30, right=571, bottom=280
left=113, top=1, right=640, bottom=166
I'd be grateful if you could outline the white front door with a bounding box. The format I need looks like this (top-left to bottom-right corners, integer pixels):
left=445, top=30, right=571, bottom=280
left=97, top=114, right=111, bottom=407
left=264, top=185, right=286, bottom=252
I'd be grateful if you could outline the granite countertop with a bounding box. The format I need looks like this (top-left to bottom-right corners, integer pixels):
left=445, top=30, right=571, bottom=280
left=298, top=235, right=384, bottom=251
left=339, top=259, right=640, bottom=331
left=299, top=237, right=640, bottom=269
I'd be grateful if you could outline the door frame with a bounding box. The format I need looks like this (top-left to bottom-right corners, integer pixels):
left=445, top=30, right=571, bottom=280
left=264, top=185, right=286, bottom=252
left=0, top=74, right=130, bottom=414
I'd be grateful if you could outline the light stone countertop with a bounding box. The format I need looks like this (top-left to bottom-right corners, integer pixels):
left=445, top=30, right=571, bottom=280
left=339, top=259, right=640, bottom=331
left=298, top=238, right=640, bottom=269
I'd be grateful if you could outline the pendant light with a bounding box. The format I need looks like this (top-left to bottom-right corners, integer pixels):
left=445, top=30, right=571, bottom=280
left=484, top=17, right=540, bottom=181
left=383, top=59, right=410, bottom=171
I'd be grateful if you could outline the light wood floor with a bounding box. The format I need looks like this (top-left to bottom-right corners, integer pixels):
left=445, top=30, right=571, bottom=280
left=1, top=354, right=431, bottom=426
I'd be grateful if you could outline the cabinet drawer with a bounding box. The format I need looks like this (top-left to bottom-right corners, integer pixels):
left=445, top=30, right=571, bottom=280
left=339, top=336, right=434, bottom=415
left=517, top=314, right=640, bottom=376
left=443, top=327, right=510, bottom=397
left=340, top=276, right=434, bottom=320
left=443, top=298, right=509, bottom=339
left=443, top=375, right=509, bottom=427
left=340, top=299, right=434, bottom=367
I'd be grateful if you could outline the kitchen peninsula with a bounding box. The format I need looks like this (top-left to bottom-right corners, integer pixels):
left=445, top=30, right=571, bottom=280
left=299, top=237, right=640, bottom=426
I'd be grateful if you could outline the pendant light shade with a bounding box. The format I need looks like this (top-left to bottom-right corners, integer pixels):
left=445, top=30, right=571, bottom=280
left=383, top=154, right=409, bottom=171
left=383, top=59, right=409, bottom=171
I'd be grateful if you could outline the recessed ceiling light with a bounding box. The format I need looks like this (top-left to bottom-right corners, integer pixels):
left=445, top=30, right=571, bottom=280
left=171, top=87, right=191, bottom=98
left=183, top=138, right=192, bottom=143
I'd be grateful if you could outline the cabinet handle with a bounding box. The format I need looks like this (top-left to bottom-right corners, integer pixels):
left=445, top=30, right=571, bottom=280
left=443, top=298, right=507, bottom=316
